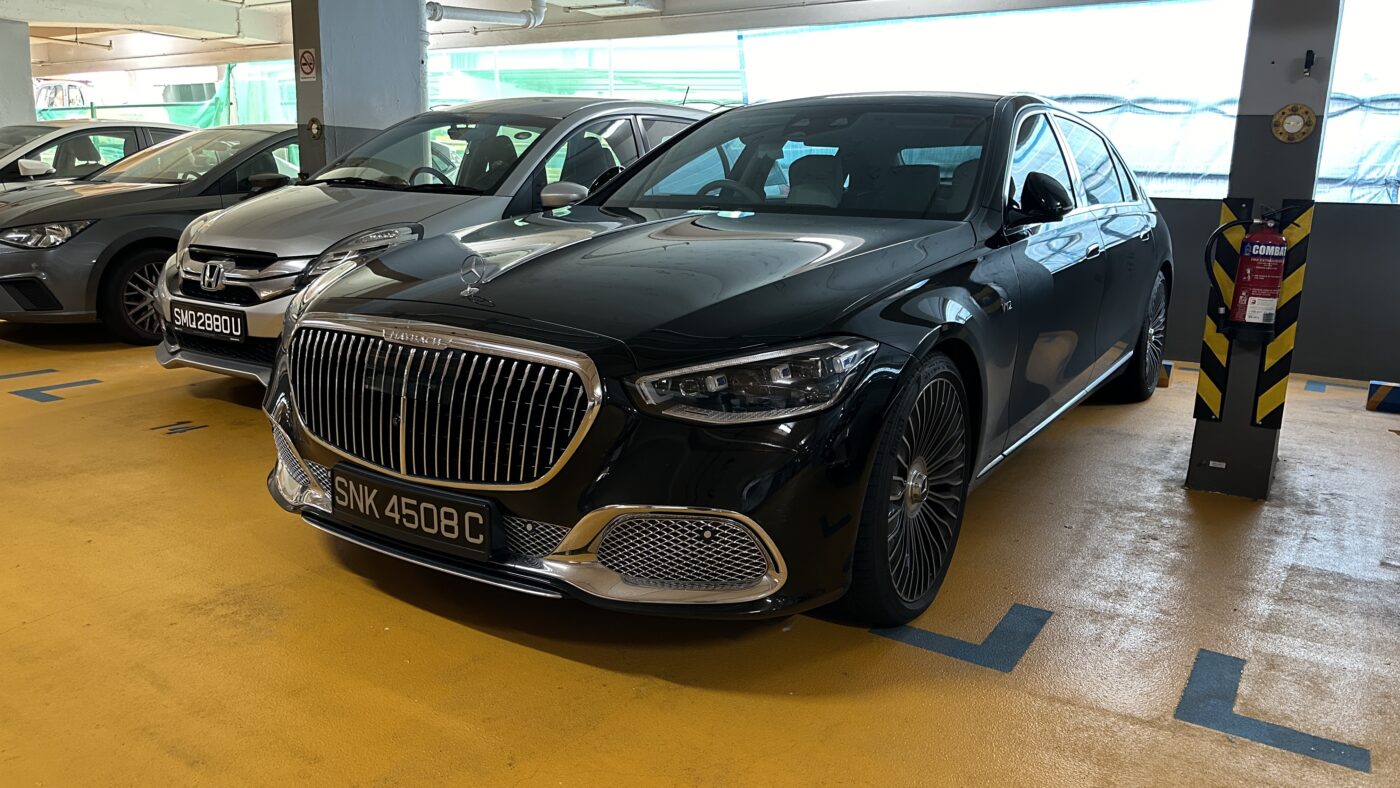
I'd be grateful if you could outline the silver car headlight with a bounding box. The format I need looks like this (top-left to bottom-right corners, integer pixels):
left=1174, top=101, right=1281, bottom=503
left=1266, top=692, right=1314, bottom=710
left=631, top=338, right=879, bottom=425
left=302, top=225, right=422, bottom=282
left=0, top=221, right=93, bottom=249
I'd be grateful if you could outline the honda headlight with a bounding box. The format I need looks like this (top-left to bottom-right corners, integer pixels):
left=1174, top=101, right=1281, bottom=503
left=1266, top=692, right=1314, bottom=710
left=0, top=221, right=93, bottom=249
left=301, top=225, right=421, bottom=283
left=632, top=338, right=879, bottom=424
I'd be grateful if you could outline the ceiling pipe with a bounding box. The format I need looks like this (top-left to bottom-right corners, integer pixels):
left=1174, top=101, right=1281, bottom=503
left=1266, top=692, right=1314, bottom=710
left=425, top=0, right=548, bottom=28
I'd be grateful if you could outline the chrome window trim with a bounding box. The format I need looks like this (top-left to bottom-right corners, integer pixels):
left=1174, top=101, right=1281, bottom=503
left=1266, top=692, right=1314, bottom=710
left=287, top=311, right=604, bottom=492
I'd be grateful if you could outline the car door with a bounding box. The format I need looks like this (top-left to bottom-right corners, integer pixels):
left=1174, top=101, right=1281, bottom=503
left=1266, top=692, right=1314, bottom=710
left=1055, top=117, right=1152, bottom=365
left=1004, top=112, right=1108, bottom=449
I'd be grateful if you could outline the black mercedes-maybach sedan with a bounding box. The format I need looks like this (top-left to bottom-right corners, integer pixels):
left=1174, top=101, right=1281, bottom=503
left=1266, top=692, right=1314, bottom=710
left=264, top=93, right=1171, bottom=625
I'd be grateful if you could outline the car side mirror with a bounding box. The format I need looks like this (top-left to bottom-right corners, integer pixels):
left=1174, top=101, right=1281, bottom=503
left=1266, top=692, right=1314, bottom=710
left=248, top=172, right=291, bottom=195
left=17, top=159, right=56, bottom=178
left=1007, top=171, right=1073, bottom=227
left=541, top=181, right=589, bottom=209
left=589, top=166, right=625, bottom=193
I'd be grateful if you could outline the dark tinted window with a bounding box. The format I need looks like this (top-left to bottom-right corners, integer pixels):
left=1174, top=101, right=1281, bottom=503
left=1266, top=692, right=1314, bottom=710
left=608, top=103, right=992, bottom=219
left=1009, top=114, right=1075, bottom=210
left=1058, top=118, right=1125, bottom=206
left=641, top=117, right=692, bottom=149
left=149, top=129, right=185, bottom=144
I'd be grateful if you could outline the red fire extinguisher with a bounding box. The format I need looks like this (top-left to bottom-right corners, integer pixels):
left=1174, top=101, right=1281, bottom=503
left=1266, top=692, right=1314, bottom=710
left=1229, top=220, right=1288, bottom=327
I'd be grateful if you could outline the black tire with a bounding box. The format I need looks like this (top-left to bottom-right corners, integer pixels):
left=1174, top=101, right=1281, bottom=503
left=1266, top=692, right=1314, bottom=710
left=831, top=352, right=972, bottom=627
left=1109, top=270, right=1169, bottom=403
left=98, top=248, right=169, bottom=345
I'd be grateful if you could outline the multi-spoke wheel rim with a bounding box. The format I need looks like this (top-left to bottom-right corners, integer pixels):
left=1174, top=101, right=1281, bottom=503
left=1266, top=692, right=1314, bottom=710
left=886, top=377, right=967, bottom=603
left=1144, top=282, right=1167, bottom=386
left=123, top=261, right=163, bottom=337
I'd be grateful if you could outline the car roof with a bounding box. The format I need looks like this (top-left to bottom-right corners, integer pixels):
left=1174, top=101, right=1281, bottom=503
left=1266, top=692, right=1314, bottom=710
left=742, top=91, right=1013, bottom=112
left=213, top=124, right=297, bottom=133
left=436, top=96, right=708, bottom=119
left=41, top=120, right=192, bottom=131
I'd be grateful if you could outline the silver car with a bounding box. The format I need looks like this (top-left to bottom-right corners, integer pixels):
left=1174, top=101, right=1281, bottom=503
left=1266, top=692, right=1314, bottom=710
left=1, top=120, right=191, bottom=191
left=157, top=97, right=705, bottom=383
left=155, top=98, right=708, bottom=384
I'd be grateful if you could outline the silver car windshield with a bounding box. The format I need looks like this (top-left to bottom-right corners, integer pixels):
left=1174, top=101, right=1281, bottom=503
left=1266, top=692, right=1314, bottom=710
left=0, top=125, right=53, bottom=160
left=90, top=128, right=276, bottom=184
left=310, top=112, right=555, bottom=195
left=607, top=105, right=992, bottom=220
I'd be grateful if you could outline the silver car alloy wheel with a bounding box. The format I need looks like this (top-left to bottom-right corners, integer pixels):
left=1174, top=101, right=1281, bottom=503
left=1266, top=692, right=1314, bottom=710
left=886, top=376, right=966, bottom=603
left=1144, top=281, right=1167, bottom=386
left=123, top=260, right=164, bottom=337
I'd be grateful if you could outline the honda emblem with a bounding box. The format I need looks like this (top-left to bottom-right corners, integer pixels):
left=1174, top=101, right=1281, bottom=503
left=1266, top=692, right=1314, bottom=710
left=200, top=260, right=231, bottom=291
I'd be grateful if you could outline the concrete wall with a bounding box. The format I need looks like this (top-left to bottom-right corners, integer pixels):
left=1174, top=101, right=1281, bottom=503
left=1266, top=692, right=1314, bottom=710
left=1158, top=198, right=1400, bottom=383
left=0, top=18, right=36, bottom=125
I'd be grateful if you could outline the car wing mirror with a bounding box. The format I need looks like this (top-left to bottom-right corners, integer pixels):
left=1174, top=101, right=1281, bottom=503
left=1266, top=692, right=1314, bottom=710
left=1007, top=171, right=1073, bottom=228
left=248, top=172, right=292, bottom=195
left=17, top=159, right=56, bottom=178
left=540, top=181, right=589, bottom=209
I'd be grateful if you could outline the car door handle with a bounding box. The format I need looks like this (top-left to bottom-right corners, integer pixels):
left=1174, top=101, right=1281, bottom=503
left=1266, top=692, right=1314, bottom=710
left=1085, top=244, right=1103, bottom=260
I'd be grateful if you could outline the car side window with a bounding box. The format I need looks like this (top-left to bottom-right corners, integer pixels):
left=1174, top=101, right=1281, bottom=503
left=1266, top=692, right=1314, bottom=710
left=641, top=117, right=692, bottom=150
left=32, top=130, right=138, bottom=178
left=231, top=140, right=301, bottom=192
left=527, top=117, right=640, bottom=211
left=1110, top=148, right=1138, bottom=202
left=149, top=129, right=184, bottom=145
left=1056, top=119, right=1125, bottom=206
left=1008, top=114, right=1075, bottom=211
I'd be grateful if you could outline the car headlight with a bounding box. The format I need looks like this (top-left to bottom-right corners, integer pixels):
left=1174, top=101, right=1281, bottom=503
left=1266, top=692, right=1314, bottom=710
left=286, top=258, right=360, bottom=328
left=0, top=221, right=93, bottom=249
left=178, top=211, right=220, bottom=253
left=632, top=338, right=879, bottom=424
left=300, top=225, right=422, bottom=284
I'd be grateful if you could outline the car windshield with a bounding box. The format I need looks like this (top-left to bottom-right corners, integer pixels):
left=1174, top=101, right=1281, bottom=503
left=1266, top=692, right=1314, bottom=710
left=606, top=103, right=992, bottom=220
left=0, top=125, right=54, bottom=159
left=310, top=111, right=555, bottom=194
left=90, top=128, right=274, bottom=184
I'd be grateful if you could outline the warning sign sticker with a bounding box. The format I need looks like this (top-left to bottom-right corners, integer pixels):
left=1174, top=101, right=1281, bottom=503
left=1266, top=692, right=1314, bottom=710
left=298, top=49, right=318, bottom=82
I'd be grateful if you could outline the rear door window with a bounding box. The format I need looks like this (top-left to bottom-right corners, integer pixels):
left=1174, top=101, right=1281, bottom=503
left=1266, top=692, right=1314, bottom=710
left=1056, top=118, right=1126, bottom=206
left=641, top=117, right=692, bottom=150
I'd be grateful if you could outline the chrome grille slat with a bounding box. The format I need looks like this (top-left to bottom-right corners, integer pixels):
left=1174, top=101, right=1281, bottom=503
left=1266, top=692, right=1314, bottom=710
left=290, top=326, right=590, bottom=487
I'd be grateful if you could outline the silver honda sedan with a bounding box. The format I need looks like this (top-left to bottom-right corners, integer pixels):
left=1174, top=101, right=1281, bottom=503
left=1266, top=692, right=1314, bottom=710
left=155, top=97, right=708, bottom=384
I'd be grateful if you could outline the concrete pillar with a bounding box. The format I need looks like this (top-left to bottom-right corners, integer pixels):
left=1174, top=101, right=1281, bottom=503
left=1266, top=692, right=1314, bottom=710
left=0, top=19, right=37, bottom=126
left=1227, top=0, right=1343, bottom=205
left=290, top=0, right=428, bottom=174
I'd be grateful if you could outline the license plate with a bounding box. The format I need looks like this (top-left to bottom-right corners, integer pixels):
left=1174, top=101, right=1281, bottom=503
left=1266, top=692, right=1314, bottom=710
left=170, top=300, right=245, bottom=342
left=331, top=465, right=493, bottom=560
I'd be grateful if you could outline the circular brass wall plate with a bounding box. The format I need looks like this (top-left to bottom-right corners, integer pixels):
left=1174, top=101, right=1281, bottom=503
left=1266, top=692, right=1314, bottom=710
left=1271, top=103, right=1317, bottom=143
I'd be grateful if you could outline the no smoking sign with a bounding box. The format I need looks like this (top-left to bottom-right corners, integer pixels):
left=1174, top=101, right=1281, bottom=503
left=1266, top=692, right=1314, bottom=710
left=297, top=48, right=318, bottom=82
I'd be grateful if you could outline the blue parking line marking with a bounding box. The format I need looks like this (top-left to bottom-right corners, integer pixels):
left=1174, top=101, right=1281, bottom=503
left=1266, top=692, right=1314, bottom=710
left=1305, top=380, right=1369, bottom=393
left=1174, top=649, right=1370, bottom=772
left=0, top=368, right=57, bottom=380
left=872, top=603, right=1052, bottom=673
left=8, top=379, right=103, bottom=403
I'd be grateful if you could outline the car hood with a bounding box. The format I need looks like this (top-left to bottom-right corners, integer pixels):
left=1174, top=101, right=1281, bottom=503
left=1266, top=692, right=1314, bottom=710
left=190, top=183, right=487, bottom=258
left=316, top=206, right=977, bottom=371
left=0, top=180, right=177, bottom=225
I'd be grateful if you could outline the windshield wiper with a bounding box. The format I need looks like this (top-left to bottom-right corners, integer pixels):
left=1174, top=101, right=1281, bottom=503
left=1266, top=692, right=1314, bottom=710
left=402, top=183, right=485, bottom=195
left=307, top=176, right=404, bottom=190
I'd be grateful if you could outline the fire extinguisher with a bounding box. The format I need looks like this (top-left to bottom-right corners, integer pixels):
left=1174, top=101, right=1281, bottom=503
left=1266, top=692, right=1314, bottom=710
left=1229, top=220, right=1288, bottom=328
left=1203, top=209, right=1296, bottom=338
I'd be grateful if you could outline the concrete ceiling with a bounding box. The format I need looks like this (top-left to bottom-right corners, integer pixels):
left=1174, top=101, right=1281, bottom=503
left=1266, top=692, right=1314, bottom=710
left=18, top=0, right=1137, bottom=76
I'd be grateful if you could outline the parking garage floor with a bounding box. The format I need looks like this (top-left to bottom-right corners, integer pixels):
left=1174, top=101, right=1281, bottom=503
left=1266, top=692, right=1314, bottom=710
left=1, top=323, right=1396, bottom=786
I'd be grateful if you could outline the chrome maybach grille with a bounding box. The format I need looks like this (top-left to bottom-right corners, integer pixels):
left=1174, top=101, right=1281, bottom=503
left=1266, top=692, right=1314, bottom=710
left=595, top=515, right=772, bottom=590
left=288, top=326, right=592, bottom=487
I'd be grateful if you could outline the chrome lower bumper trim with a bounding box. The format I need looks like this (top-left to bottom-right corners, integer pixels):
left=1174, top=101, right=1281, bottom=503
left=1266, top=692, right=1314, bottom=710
left=157, top=343, right=272, bottom=386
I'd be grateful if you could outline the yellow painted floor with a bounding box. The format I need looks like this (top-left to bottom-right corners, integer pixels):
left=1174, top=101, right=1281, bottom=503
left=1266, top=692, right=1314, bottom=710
left=1, top=323, right=1397, bottom=786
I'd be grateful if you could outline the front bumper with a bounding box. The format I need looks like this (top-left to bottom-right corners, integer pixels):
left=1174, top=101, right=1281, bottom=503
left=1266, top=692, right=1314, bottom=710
left=0, top=241, right=101, bottom=322
left=263, top=327, right=908, bottom=618
left=154, top=260, right=291, bottom=385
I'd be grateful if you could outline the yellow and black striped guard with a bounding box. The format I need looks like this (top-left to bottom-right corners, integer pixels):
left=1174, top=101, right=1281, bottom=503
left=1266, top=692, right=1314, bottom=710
left=1193, top=198, right=1252, bottom=421
left=1252, top=200, right=1314, bottom=428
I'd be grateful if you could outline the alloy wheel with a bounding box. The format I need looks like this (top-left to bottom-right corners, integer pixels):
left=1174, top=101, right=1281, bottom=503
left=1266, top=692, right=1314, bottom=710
left=886, top=376, right=967, bottom=602
left=123, top=261, right=164, bottom=338
left=1144, top=281, right=1167, bottom=386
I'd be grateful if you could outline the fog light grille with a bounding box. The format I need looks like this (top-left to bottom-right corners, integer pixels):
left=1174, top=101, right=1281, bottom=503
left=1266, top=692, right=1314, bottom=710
left=595, top=515, right=770, bottom=589
left=272, top=426, right=311, bottom=488
left=503, top=516, right=569, bottom=558
left=306, top=459, right=332, bottom=492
